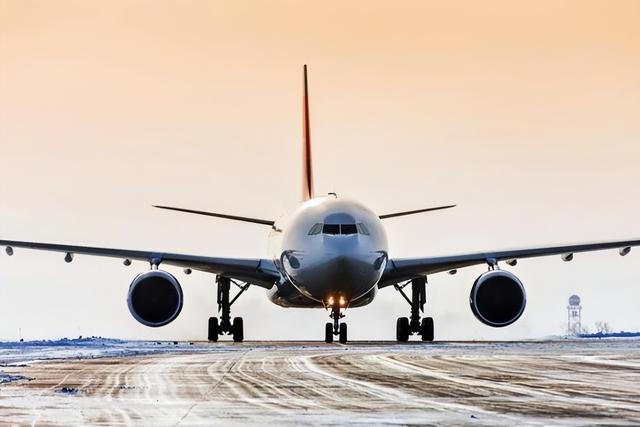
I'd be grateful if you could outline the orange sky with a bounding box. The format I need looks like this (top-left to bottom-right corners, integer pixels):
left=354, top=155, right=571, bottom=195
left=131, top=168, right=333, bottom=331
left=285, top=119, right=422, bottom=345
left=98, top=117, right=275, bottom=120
left=1, top=1, right=639, bottom=340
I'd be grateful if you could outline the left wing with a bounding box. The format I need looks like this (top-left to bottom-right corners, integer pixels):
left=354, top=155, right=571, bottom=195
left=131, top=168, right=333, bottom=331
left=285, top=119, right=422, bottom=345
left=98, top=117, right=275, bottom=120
left=0, top=239, right=279, bottom=289
left=379, top=238, right=640, bottom=288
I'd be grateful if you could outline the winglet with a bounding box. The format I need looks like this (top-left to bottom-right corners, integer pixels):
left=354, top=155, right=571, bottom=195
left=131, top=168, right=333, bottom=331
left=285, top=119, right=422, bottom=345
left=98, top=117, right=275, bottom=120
left=302, top=65, right=315, bottom=201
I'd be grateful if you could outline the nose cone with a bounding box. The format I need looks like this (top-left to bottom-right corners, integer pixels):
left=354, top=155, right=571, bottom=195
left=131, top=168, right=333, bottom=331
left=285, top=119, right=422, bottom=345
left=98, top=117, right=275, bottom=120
left=283, top=251, right=386, bottom=303
left=322, top=255, right=379, bottom=294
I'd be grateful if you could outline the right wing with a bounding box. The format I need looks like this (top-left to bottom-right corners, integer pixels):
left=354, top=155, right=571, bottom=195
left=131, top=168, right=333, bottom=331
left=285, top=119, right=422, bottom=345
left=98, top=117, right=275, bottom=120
left=379, top=238, right=640, bottom=288
left=0, top=239, right=279, bottom=289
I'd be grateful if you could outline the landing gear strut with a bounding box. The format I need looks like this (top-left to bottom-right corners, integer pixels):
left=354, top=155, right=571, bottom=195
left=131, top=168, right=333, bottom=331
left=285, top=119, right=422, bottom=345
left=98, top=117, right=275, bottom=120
left=325, top=305, right=348, bottom=344
left=208, top=276, right=249, bottom=343
left=394, top=277, right=434, bottom=342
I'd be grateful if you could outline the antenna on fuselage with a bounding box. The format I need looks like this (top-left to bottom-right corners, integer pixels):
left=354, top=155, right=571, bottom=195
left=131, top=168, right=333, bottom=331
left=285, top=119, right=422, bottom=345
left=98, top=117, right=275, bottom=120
left=302, top=65, right=315, bottom=201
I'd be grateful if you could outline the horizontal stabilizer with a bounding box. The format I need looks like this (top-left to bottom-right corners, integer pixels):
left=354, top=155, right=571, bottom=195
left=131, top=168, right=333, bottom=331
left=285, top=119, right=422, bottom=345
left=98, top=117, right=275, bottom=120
left=153, top=205, right=275, bottom=226
left=379, top=204, right=456, bottom=220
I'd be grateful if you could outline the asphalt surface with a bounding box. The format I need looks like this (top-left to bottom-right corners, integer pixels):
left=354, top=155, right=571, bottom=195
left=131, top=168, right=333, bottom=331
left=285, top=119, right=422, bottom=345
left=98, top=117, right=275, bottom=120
left=1, top=340, right=639, bottom=425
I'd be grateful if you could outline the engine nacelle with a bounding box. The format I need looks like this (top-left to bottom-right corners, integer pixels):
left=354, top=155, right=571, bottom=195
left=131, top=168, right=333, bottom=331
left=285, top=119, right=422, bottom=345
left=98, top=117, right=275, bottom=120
left=470, top=270, right=526, bottom=327
left=127, top=270, right=183, bottom=327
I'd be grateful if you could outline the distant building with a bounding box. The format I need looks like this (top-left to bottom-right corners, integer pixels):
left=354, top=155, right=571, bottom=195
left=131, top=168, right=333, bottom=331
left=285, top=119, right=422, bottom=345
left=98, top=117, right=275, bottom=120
left=567, top=295, right=582, bottom=336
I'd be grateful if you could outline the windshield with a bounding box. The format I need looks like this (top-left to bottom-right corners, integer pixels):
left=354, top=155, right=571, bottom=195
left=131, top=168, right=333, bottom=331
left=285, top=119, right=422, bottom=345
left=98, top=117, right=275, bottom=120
left=308, top=223, right=370, bottom=236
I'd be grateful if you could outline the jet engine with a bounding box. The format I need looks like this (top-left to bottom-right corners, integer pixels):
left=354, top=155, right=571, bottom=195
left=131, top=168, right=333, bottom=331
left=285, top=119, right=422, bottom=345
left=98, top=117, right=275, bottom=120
left=469, top=270, right=526, bottom=327
left=127, top=270, right=183, bottom=327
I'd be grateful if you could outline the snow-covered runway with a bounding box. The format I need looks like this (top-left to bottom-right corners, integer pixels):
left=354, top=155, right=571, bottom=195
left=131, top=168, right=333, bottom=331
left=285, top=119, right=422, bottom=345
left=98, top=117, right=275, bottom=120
left=1, top=340, right=639, bottom=425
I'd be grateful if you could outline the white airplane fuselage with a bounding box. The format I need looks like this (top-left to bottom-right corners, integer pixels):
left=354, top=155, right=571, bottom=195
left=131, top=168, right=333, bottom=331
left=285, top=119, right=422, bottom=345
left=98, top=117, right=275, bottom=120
left=268, top=196, right=389, bottom=309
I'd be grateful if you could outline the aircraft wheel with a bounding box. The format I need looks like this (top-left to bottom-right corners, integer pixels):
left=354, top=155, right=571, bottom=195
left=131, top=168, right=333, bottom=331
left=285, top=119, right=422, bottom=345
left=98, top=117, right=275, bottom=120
left=325, top=322, right=333, bottom=343
left=339, top=323, right=348, bottom=344
left=232, top=317, right=244, bottom=343
left=421, top=317, right=434, bottom=342
left=396, top=317, right=409, bottom=342
left=208, top=317, right=219, bottom=342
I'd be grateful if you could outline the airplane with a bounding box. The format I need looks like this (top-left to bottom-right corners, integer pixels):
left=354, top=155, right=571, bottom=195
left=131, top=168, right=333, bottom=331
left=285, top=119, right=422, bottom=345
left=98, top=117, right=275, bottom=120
left=2, top=65, right=639, bottom=344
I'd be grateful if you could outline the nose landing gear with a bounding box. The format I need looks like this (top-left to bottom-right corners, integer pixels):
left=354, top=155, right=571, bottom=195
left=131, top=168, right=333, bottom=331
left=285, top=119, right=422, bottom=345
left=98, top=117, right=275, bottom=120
left=325, top=305, right=348, bottom=343
left=208, top=276, right=249, bottom=343
left=394, top=277, right=434, bottom=342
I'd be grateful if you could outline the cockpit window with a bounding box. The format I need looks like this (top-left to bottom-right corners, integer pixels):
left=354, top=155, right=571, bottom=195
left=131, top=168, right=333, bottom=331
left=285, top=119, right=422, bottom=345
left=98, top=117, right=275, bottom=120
left=308, top=223, right=323, bottom=235
left=309, top=223, right=371, bottom=236
left=356, top=223, right=370, bottom=235
left=322, top=224, right=340, bottom=235
left=340, top=224, right=358, bottom=235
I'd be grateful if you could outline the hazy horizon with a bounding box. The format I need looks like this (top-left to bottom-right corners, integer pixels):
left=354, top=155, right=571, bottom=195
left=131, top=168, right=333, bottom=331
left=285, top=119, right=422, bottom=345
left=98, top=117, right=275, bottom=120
left=1, top=0, right=639, bottom=341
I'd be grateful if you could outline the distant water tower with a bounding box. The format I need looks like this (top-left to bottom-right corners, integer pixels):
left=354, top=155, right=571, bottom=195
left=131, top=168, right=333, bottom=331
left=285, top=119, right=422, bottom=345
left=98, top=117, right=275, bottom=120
left=567, top=295, right=582, bottom=336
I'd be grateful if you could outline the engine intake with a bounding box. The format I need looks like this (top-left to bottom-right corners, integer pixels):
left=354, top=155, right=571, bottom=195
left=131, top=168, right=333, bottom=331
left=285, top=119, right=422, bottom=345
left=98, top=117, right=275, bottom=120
left=127, top=270, right=183, bottom=327
left=470, top=270, right=526, bottom=327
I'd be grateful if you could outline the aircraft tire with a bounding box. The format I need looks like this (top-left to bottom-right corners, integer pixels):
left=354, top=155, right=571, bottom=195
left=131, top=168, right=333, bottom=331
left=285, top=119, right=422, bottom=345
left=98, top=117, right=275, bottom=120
left=208, top=317, right=219, bottom=342
left=396, top=317, right=409, bottom=342
left=232, top=317, right=244, bottom=343
left=325, top=322, right=333, bottom=343
left=421, top=317, right=434, bottom=342
left=339, top=323, right=348, bottom=344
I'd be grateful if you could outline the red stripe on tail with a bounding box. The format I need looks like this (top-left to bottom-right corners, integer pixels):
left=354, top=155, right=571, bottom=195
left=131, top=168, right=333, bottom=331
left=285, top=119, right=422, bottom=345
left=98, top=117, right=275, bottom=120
left=302, top=65, right=314, bottom=201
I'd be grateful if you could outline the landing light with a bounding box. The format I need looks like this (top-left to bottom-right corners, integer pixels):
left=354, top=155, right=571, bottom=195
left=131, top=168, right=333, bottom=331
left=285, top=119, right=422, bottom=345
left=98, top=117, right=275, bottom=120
left=339, top=296, right=346, bottom=307
left=327, top=296, right=334, bottom=306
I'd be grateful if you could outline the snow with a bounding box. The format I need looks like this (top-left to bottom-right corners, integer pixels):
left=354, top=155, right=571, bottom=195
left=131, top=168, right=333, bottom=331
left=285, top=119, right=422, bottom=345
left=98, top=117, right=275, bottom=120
left=0, top=337, right=237, bottom=384
left=0, top=337, right=236, bottom=366
left=0, top=373, right=30, bottom=384
left=0, top=339, right=639, bottom=425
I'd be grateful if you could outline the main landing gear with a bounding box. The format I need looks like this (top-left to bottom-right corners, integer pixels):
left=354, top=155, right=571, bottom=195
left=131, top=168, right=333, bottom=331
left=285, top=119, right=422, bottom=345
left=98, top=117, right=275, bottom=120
left=208, top=276, right=249, bottom=343
left=394, top=277, right=434, bottom=342
left=325, top=304, right=348, bottom=344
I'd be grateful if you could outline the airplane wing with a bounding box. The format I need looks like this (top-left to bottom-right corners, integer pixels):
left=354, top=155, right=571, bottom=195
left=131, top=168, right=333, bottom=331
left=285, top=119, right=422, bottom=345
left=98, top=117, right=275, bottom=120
left=379, top=238, right=640, bottom=288
left=0, top=239, right=279, bottom=289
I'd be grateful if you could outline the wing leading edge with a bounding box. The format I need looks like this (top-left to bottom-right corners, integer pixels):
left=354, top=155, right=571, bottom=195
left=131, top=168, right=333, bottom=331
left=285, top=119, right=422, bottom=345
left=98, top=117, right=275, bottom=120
left=0, top=239, right=279, bottom=289
left=379, top=238, right=640, bottom=288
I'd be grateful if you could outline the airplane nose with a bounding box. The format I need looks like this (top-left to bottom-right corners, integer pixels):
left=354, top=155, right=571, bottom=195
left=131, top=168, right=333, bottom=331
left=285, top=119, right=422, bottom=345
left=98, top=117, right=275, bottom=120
left=283, top=251, right=386, bottom=302
left=327, top=255, right=368, bottom=285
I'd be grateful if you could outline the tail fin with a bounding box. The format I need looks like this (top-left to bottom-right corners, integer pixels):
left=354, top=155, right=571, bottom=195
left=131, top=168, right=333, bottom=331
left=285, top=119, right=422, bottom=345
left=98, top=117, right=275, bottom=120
left=302, top=65, right=315, bottom=201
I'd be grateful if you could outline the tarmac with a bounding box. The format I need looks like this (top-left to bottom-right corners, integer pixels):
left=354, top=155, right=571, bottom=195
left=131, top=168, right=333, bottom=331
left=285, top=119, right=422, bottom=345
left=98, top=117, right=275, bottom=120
left=1, top=340, right=639, bottom=425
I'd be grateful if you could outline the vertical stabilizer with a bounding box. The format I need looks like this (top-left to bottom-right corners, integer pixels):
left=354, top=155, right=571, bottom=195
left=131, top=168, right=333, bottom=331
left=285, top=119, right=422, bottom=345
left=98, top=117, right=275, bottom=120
left=302, top=65, right=315, bottom=201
